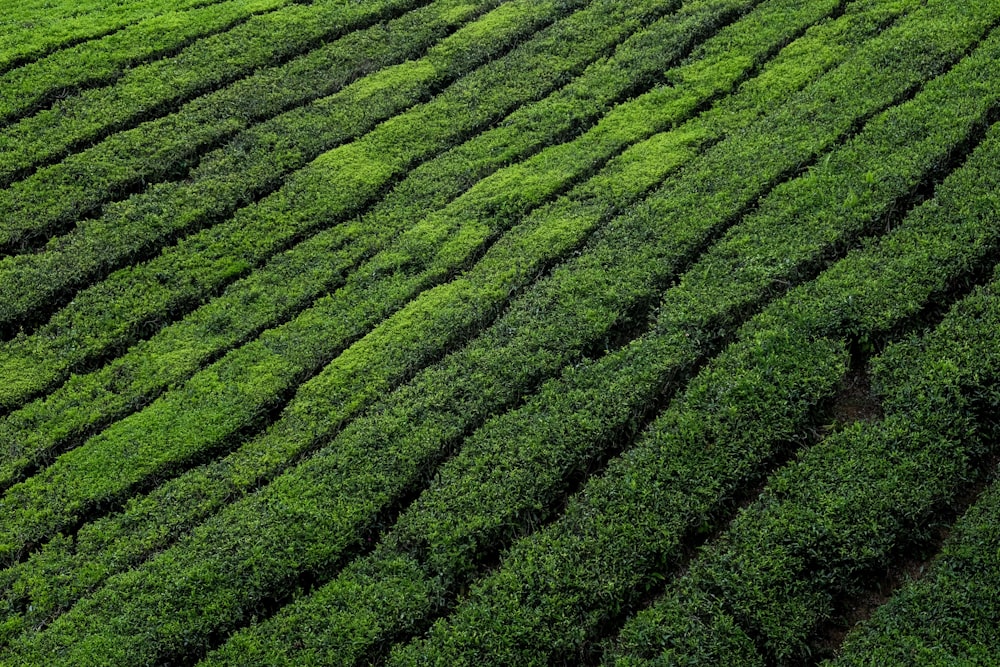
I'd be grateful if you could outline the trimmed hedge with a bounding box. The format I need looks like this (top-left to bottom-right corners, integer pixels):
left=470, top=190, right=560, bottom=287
left=0, top=0, right=864, bottom=640
left=830, top=467, right=1000, bottom=665
left=0, top=0, right=930, bottom=561
left=0, top=0, right=504, bottom=252
left=388, top=75, right=1000, bottom=667
left=0, top=0, right=758, bottom=562
left=0, top=0, right=779, bottom=487
left=199, top=7, right=1000, bottom=664
left=0, top=0, right=435, bottom=186
left=0, top=1, right=979, bottom=662
left=0, top=0, right=583, bottom=406
left=0, top=0, right=222, bottom=74
left=609, top=266, right=1000, bottom=665
left=0, top=0, right=296, bottom=127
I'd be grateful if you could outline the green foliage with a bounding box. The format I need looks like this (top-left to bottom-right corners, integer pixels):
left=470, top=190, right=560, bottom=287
left=0, top=0, right=435, bottom=187
left=389, top=22, right=1000, bottom=660
left=611, top=269, right=1000, bottom=665
left=0, top=0, right=764, bottom=487
left=0, top=0, right=562, bottom=407
left=0, top=0, right=502, bottom=269
left=0, top=0, right=859, bottom=643
left=201, top=0, right=999, bottom=661
left=0, top=0, right=297, bottom=126
left=831, top=448, right=1000, bottom=665
left=0, top=0, right=220, bottom=72
left=3, top=0, right=1000, bottom=662
left=5, top=0, right=993, bottom=662
left=0, top=0, right=691, bottom=565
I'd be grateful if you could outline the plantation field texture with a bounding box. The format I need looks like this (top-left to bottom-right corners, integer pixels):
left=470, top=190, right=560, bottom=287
left=1, top=0, right=1000, bottom=664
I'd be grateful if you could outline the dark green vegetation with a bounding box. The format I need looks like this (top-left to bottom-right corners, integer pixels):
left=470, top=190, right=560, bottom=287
left=1, top=0, right=998, bottom=664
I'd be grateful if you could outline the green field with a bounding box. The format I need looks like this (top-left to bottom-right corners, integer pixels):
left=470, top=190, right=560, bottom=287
left=1, top=0, right=999, bottom=664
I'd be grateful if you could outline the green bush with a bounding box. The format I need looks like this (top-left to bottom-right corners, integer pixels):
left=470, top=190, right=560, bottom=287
left=0, top=0, right=691, bottom=563
left=0, top=0, right=296, bottom=126
left=611, top=267, right=1000, bottom=665
left=0, top=0, right=221, bottom=72
left=0, top=0, right=573, bottom=406
left=390, top=30, right=1000, bottom=661
left=0, top=0, right=858, bottom=642
left=0, top=0, right=433, bottom=186
left=3, top=0, right=987, bottom=662
left=830, top=461, right=1000, bottom=665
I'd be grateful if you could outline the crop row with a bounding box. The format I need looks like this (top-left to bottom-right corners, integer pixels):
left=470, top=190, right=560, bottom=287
left=0, top=0, right=860, bottom=638
left=609, top=261, right=1000, bottom=666
left=831, top=463, right=1000, bottom=665
left=0, top=0, right=784, bottom=489
left=202, top=19, right=1000, bottom=666
left=0, top=0, right=772, bottom=561
left=0, top=0, right=297, bottom=126
left=0, top=0, right=704, bottom=556
left=0, top=0, right=579, bottom=404
left=390, top=93, right=1000, bottom=667
left=0, top=0, right=497, bottom=249
left=0, top=0, right=978, bottom=662
left=0, top=0, right=436, bottom=187
left=0, top=0, right=223, bottom=74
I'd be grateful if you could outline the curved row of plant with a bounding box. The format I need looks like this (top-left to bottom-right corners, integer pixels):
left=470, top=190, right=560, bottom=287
left=0, top=2, right=975, bottom=662
left=0, top=0, right=801, bottom=561
left=389, top=100, right=1000, bottom=667
left=199, top=26, right=1000, bottom=667
left=0, top=0, right=852, bottom=507
left=0, top=0, right=510, bottom=252
left=0, top=0, right=867, bottom=636
left=0, top=0, right=594, bottom=403
left=608, top=260, right=1000, bottom=666
left=0, top=0, right=864, bottom=639
left=0, top=0, right=297, bottom=127
left=0, top=0, right=435, bottom=187
left=0, top=0, right=223, bottom=74
left=830, top=463, right=1000, bottom=665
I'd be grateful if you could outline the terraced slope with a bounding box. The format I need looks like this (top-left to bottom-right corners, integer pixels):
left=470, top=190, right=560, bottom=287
left=1, top=0, right=998, bottom=664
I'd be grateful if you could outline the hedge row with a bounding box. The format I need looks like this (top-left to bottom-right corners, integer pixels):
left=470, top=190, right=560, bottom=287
left=0, top=0, right=296, bottom=127
left=0, top=0, right=761, bottom=562
left=0, top=0, right=493, bottom=247
left=0, top=0, right=697, bottom=553
left=0, top=0, right=861, bottom=638
left=391, top=87, right=1000, bottom=667
left=0, top=0, right=779, bottom=488
left=0, top=0, right=436, bottom=188
left=0, top=0, right=971, bottom=662
left=0, top=0, right=221, bottom=74
left=212, top=16, right=1000, bottom=666
left=830, top=466, right=1000, bottom=665
left=0, top=0, right=583, bottom=406
left=6, top=0, right=866, bottom=413
left=609, top=263, right=1000, bottom=666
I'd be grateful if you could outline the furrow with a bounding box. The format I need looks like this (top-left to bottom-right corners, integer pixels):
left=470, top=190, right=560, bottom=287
left=197, top=16, right=1000, bottom=666
left=0, top=2, right=872, bottom=640
left=606, top=262, right=1000, bottom=666
left=0, top=0, right=778, bottom=489
left=0, top=0, right=226, bottom=75
left=0, top=0, right=694, bottom=561
left=829, top=461, right=1000, bottom=665
left=0, top=0, right=485, bottom=249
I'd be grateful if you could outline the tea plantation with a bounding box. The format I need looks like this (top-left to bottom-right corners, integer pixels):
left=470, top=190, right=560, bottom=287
left=0, top=0, right=998, bottom=664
